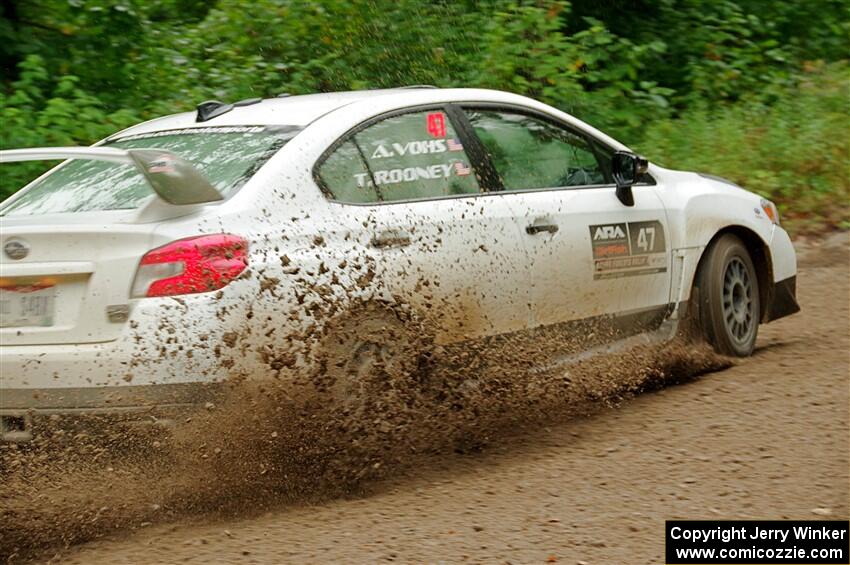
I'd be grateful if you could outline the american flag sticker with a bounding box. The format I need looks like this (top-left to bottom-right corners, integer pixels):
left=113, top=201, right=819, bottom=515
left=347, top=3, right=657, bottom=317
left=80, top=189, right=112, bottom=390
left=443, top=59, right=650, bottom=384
left=454, top=161, right=472, bottom=176
left=447, top=138, right=464, bottom=151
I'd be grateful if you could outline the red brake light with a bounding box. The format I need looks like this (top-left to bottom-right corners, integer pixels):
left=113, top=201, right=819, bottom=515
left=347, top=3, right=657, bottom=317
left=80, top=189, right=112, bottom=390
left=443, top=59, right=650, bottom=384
left=131, top=234, right=248, bottom=298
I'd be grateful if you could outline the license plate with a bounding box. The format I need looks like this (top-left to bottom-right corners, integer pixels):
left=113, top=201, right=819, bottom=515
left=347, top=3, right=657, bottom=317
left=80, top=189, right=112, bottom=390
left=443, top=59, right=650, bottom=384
left=0, top=285, right=56, bottom=328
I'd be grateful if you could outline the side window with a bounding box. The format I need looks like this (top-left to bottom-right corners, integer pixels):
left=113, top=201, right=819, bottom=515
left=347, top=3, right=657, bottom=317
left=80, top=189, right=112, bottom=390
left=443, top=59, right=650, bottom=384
left=317, top=140, right=379, bottom=203
left=316, top=109, right=481, bottom=203
left=465, top=110, right=606, bottom=190
left=356, top=110, right=480, bottom=202
left=589, top=138, right=613, bottom=181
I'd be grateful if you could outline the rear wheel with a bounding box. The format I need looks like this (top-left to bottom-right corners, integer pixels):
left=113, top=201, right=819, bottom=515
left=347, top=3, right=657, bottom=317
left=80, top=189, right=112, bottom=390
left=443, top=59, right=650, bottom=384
left=694, top=234, right=760, bottom=357
left=314, top=304, right=421, bottom=415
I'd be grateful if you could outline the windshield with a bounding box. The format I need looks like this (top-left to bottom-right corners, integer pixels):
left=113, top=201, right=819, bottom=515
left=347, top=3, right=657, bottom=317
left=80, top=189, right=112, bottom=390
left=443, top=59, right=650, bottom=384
left=1, top=125, right=299, bottom=216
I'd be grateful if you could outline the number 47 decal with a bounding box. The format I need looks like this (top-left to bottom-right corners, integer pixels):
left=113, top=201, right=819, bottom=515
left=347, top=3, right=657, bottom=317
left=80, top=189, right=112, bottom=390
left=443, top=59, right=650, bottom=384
left=636, top=226, right=655, bottom=252
left=627, top=220, right=665, bottom=254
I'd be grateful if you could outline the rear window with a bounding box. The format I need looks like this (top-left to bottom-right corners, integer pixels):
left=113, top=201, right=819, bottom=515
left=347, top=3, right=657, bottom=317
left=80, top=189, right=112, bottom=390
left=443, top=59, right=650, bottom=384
left=1, top=126, right=299, bottom=216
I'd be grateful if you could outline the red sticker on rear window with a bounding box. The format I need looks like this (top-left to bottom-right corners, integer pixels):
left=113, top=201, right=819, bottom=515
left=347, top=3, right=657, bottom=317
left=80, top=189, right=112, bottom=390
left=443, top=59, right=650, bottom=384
left=426, top=112, right=447, bottom=138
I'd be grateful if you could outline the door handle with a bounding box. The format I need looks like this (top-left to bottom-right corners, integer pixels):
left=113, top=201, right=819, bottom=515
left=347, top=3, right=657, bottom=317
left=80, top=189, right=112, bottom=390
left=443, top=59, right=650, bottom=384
left=526, top=223, right=559, bottom=235
left=370, top=231, right=412, bottom=249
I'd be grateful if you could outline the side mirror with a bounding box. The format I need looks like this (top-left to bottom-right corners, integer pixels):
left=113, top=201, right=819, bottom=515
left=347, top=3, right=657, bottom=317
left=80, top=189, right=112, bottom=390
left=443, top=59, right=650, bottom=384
left=611, top=151, right=649, bottom=207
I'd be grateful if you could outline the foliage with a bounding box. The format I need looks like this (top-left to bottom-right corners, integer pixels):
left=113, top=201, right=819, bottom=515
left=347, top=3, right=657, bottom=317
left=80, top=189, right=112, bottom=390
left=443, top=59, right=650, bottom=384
left=0, top=54, right=139, bottom=190
left=638, top=63, right=850, bottom=232
left=469, top=2, right=672, bottom=136
left=1, top=0, right=847, bottom=231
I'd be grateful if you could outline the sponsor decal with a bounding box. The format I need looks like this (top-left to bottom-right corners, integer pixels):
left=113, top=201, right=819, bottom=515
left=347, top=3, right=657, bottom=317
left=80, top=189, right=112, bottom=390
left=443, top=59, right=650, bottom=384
left=589, top=220, right=667, bottom=279
left=354, top=163, right=454, bottom=187
left=352, top=160, right=473, bottom=187
left=370, top=139, right=447, bottom=159
left=426, top=112, right=447, bottom=138
left=594, top=242, right=629, bottom=257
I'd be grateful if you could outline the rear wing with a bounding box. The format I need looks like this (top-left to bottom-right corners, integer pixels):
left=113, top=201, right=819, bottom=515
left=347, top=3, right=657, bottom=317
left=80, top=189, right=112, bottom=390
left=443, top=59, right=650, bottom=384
left=0, top=147, right=223, bottom=206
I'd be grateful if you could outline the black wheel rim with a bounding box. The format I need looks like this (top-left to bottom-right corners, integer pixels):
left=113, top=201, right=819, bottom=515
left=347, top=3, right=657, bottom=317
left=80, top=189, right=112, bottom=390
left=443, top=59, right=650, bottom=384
left=722, top=256, right=756, bottom=345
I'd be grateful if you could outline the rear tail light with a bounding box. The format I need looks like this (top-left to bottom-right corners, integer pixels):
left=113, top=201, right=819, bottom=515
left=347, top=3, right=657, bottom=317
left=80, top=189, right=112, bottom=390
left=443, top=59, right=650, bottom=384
left=131, top=234, right=248, bottom=298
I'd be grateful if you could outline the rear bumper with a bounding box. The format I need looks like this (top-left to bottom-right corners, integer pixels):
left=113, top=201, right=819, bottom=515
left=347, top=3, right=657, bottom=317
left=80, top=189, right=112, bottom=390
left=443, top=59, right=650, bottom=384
left=0, top=381, right=225, bottom=442
left=0, top=381, right=224, bottom=412
left=766, top=275, right=800, bottom=322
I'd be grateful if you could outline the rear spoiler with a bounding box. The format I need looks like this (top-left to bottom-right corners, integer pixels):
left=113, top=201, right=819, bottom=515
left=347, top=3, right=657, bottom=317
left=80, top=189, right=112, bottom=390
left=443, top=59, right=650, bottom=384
left=0, top=147, right=223, bottom=206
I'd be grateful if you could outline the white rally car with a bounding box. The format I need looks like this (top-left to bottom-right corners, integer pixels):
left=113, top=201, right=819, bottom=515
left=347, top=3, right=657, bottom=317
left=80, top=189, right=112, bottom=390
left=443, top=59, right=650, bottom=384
left=0, top=87, right=799, bottom=441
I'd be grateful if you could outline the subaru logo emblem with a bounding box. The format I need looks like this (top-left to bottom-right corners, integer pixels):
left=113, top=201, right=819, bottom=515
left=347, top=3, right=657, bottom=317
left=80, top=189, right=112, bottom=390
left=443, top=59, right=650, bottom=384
left=3, top=239, right=29, bottom=260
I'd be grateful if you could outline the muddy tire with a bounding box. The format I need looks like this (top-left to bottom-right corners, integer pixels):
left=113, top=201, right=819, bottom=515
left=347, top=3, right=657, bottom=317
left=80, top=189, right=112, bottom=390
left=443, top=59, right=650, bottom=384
left=313, top=304, right=423, bottom=415
left=694, top=234, right=760, bottom=357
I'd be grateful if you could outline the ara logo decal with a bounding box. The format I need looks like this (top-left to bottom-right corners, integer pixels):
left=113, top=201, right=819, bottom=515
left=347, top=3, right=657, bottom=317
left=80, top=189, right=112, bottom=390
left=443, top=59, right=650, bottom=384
left=589, top=221, right=667, bottom=279
left=592, top=224, right=627, bottom=241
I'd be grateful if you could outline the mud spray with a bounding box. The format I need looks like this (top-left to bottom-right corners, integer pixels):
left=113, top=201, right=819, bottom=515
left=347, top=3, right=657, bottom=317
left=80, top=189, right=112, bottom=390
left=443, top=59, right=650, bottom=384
left=0, top=314, right=729, bottom=562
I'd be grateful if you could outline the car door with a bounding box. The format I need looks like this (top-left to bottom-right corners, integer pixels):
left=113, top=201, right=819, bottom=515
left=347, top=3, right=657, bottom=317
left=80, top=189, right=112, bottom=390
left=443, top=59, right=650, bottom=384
left=459, top=107, right=672, bottom=330
left=313, top=106, right=531, bottom=341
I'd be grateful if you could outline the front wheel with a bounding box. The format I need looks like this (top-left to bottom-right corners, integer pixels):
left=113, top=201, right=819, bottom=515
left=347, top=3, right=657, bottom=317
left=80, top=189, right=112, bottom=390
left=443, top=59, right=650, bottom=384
left=694, top=234, right=760, bottom=357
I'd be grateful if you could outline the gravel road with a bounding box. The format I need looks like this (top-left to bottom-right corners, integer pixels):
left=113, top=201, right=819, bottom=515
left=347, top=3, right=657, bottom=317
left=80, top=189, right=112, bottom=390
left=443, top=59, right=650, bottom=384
left=27, top=232, right=850, bottom=564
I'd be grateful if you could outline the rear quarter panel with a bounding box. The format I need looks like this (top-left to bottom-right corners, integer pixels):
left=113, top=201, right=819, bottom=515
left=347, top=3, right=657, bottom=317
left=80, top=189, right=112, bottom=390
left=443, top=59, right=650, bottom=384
left=145, top=132, right=396, bottom=380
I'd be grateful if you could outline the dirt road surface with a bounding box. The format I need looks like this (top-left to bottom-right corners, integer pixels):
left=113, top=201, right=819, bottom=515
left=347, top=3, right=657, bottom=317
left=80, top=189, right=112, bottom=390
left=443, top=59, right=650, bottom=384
left=36, top=233, right=850, bottom=564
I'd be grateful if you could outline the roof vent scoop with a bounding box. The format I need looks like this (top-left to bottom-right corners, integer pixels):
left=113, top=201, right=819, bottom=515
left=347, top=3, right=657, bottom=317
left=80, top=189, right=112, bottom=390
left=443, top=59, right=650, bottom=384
left=196, top=100, right=233, bottom=122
